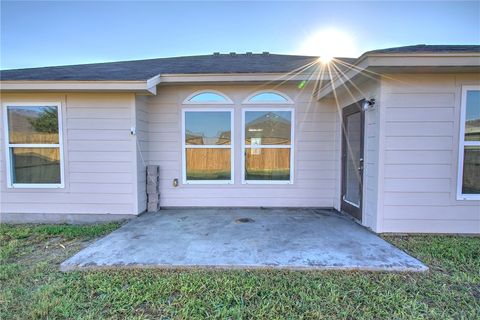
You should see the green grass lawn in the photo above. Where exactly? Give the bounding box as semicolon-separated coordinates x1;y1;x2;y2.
1;223;479;319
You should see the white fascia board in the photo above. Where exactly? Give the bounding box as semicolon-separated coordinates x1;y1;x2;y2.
159;73;322;83
0;72;321;92
0;79;160;94
317;53;480;100
146;74;161;94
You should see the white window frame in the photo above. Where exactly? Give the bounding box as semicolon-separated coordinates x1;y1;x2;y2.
3;102;65;188
242;90;294;104
183;90;234;104
241;108;294;184
457;85;480;200
182;108;234;184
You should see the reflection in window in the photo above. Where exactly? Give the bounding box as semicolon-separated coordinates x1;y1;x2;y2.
247;92;290;103
7;106;59;144
245;148;291;181
243;109;293;183
245;111;292;145
459;88;480;198
186;91;231;103
462;147;480;194
465;90;480;141
5;105;63;186
186;148;231;181
185;111;231;145
11;148;61;184
183;110;233;183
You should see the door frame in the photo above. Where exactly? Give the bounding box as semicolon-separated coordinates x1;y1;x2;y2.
340;101;365;221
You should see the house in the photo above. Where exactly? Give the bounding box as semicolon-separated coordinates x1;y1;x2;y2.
1;44;479;234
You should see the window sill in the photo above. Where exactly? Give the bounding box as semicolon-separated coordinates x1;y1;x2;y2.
456;194;480;201
242;180;293;185
8;183;64;189
183;180;234;185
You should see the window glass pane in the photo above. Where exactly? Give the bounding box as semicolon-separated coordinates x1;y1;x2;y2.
465;90;480;141
345;112;362;206
188;92;229;103
462;146;480;194
186;148;231;180
185;111;231;145
7;106;59;144
249;92;288;103
245;111;291;145
245;148;290;181
11;148;61;184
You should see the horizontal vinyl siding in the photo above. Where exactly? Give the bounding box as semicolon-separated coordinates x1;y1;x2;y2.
0;92;137;216
380;74;480;234
147;84;337;207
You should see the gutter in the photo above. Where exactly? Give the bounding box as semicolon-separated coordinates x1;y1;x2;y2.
0;72;321;93
0;75;161;95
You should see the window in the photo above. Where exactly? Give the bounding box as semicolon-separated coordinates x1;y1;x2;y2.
242;109;294;184
457;86;480;200
3;103;64;188
244;90;293;104
182;109;234;184
184;90;233;104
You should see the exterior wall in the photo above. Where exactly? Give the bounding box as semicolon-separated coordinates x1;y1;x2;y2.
333;79;382;231
146;84;339;207
0;92;140;219
379;74;480;233
135;95;149;213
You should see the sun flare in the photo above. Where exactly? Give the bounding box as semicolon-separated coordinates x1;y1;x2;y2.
298;28;358;60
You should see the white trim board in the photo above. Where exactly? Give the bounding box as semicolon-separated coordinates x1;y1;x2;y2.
456;85;480;200
242;89;294;105
183;90;234;104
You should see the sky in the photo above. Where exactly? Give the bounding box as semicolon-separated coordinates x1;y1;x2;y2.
1;1;479;70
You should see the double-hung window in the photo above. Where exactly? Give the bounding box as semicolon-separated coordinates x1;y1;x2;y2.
457;86;480;200
4;103;64;188
242;108;294;184
182;109;234;184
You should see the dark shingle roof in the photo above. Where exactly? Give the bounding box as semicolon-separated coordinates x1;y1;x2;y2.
364;44;480;55
0;54;324;81
1;45;478;81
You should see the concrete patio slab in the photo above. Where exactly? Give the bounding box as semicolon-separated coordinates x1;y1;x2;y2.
61;208;428;272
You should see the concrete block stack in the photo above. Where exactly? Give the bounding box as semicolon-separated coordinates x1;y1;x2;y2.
146;165;160;212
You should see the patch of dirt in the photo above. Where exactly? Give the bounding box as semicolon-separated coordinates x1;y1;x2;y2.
15;236;95;267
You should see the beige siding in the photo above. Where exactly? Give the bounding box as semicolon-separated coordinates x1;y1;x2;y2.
380;74;480;234
146;84;338;207
0;92;139;216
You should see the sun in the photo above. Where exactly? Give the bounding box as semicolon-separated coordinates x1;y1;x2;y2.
297;28;358;61
318;56;333;64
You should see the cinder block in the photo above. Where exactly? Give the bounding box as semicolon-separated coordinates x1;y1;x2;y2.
146;175;159;186
147;201;160;212
147;193;160;203
146;183;159;194
147;165;160;176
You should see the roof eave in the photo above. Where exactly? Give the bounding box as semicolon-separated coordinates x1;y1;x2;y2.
159;72;322;83
0;72;324;92
0;74;161;94
317;53;480;100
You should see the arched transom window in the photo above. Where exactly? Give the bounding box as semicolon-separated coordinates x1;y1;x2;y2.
244;90;293;104
184;90;233;104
